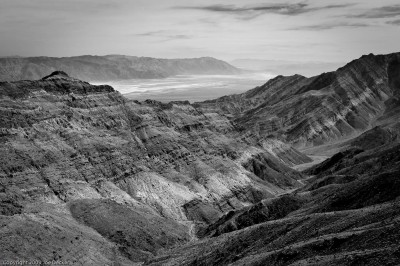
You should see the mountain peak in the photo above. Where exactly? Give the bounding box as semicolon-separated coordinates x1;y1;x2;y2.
42;70;72;80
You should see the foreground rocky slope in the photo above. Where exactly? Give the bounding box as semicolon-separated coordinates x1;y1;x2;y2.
196;52;400;149
0;55;242;82
0;71;306;263
147;126;400;265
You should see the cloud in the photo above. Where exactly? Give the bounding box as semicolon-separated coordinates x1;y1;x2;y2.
349;5;400;18
135;31;192;41
198;18;220;27
175;2;352;20
387;19;400;25
136;30;165;37
167;35;192;40
290;22;370;30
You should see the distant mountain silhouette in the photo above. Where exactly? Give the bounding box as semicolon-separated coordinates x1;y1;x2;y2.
0;55;242;81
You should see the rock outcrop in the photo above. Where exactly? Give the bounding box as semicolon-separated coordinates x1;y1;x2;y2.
0;55;242;82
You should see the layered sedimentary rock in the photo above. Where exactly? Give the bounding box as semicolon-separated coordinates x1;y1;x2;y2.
0;71;305;263
196;52;400;149
0;55;242;82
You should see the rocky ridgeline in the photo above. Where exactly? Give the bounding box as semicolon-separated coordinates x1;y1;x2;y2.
196;52;400;148
0;71;307;263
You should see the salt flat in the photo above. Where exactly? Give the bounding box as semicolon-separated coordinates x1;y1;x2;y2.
97;73;274;102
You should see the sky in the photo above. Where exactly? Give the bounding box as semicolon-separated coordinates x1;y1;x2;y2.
1;0;400;64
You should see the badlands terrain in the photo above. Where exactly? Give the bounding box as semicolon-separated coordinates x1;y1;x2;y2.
1;52;400;265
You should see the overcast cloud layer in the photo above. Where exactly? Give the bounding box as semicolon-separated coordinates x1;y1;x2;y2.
0;0;399;64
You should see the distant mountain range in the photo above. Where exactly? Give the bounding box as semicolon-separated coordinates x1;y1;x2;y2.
0;55;242;82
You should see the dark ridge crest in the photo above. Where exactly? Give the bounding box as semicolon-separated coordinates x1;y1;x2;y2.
42;70;70;80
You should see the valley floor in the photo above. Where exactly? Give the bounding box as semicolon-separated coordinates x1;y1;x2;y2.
291;155;329;172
